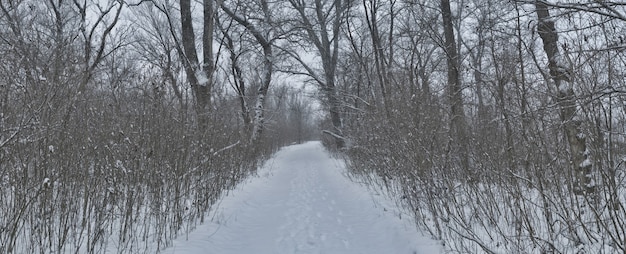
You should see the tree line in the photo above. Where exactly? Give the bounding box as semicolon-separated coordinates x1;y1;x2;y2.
0;0;316;253
2;0;626;253
334;0;626;252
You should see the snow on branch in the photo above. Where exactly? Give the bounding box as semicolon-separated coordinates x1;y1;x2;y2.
213;141;241;156
0;129;20;149
196;69;210;87
519;0;626;22
322;130;346;140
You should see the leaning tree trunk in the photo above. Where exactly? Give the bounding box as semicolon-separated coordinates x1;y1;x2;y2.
534;0;593;194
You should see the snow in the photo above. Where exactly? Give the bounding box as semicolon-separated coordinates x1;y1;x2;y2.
42;177;50;188
162;141;442;254
558;81;570;93
196;70;209;87
579;158;591;168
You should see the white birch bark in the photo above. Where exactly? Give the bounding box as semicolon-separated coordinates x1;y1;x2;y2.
534;0;593;194
220;2;274;144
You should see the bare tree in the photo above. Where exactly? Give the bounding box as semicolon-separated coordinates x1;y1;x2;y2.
219;0;275;144
131;1;187;109
534;0;593;194
440;0;469;172
216;17;252;134
63;0;124;124
0;1;278;253
362;0;396;117
179;0;215;125
285;0;352;148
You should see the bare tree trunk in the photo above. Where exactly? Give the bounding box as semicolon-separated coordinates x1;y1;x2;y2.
180;0;213;125
250;44;273;143
202;0;215;101
199;0;215;126
322;0;346;148
55;0;123;127
326;86;345;148
534;0;593;194
363;0;391;117
218;20;251;133
441;0;469;172
287;0;349;149
220;2;273;144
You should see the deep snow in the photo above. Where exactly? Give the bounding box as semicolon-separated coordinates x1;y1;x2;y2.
162;141;442;254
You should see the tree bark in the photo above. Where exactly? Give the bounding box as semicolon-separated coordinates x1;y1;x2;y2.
202;0;215;108
288;0;348;149
180;0;212;125
220;2;273;144
441;0;469;172
219;21;251;132
534;0;593;194
363;0;392;117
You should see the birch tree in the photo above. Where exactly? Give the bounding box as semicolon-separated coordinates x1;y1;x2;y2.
220;0;275;144
534;0;593;194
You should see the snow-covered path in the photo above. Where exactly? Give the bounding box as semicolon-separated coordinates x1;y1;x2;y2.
163;142;442;254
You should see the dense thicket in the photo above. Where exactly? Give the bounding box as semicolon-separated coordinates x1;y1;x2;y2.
3;0;626;253
331;0;626;252
0;0;314;253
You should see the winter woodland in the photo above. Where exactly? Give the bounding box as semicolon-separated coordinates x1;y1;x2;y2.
1;0;626;253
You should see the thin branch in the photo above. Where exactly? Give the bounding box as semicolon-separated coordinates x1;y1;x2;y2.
213;141;241;156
